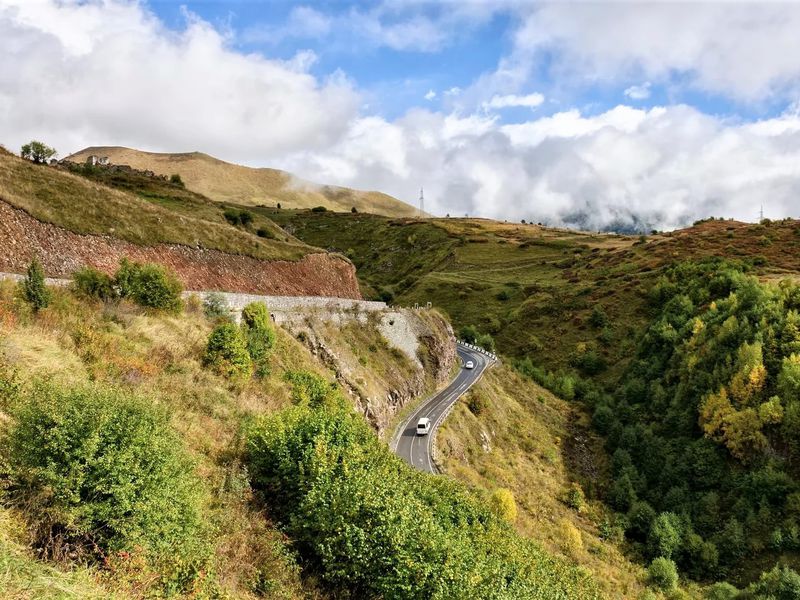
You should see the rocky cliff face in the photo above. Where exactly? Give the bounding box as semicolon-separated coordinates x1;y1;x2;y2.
0;200;361;298
285;309;457;435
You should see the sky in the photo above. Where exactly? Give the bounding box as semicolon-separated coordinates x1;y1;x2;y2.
2;1;800;231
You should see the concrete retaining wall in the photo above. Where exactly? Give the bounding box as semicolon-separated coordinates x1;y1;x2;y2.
184;290;386;323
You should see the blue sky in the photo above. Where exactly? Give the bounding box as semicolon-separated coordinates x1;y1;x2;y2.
148;0;788;123
2;0;800;229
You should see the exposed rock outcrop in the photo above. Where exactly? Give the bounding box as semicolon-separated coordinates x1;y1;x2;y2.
286;309;457;435
0;200;361;298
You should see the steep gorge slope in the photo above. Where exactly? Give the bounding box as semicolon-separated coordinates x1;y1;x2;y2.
67;146;418;217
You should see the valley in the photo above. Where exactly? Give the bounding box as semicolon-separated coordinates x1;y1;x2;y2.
1;147;800;599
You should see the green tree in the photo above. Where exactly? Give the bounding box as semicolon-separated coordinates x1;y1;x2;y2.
241;302;276;376
647;557;678;591
22;257;50;312
204;322;252;379
169;173;184;187
114;259;183;312
746;565;800;599
246;402;600;599
648;512;683;559
72;266;116;300
628;501;657;540
20;140;56;164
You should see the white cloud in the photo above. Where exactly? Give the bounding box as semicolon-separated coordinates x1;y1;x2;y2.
484;92;544;110
424;89;436;101
2;0;800;234
624;82;651;100
278;104;800;231
0;0;358;163
510;3;800;102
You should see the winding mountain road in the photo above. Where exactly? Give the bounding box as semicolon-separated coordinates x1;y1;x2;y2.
392;343;493;474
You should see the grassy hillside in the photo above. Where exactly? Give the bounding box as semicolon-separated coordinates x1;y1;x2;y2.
0;274;609;598
67;146;419;217
0;147;314;262
438;366;657;599
267;210;800;380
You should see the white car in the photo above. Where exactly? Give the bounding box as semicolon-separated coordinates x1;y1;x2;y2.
464;360;475;369
416;417;431;436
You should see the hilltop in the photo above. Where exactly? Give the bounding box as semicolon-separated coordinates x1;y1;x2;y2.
66;146;419;217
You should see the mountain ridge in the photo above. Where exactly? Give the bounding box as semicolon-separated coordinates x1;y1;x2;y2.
66;146;419;217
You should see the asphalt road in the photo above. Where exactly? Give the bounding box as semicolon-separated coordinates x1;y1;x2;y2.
392;344;491;474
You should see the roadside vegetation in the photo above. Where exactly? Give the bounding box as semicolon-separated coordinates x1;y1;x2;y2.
0;259;601;598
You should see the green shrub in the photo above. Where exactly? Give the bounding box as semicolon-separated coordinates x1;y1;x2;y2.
704;582;739;600
648;557;678;591
241;302;276;376
169;173;184;187
246;403;599;599
466;390;488;415
5;382;206;571
204;322;252;379
22;257;50;312
283;370;338;408
114;259;182;312
496;290;511;301
588;306;609;328
565;483;585;512
311;206;327;213
256;227;275;239
489;488;518;523
72;266;116;300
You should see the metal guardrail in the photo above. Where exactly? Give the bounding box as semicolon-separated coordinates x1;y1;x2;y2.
455;339;499;362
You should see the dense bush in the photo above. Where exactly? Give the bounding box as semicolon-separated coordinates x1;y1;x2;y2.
71;266;115;300
588;306;609;328
489;488;518;523
256;227;275;239
283;370;337;408
241;302;276;376
169;173;184;187
466;390;488;415
204;322;252;379
458;324;495;352
22;257;50;312
246;393;600;599
311;206;327;213
114;259;182;312
4;382;206;573
648;557;678;591
223;208;254;226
